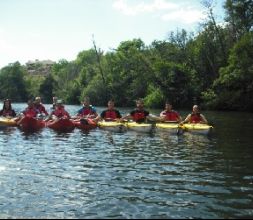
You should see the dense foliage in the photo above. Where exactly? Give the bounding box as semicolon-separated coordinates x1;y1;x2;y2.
0;0;252;111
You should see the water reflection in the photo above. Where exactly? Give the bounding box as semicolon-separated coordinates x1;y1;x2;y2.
0;127;16;136
0;106;253;218
19;130;44;139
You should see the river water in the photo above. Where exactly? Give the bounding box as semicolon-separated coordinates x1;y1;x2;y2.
0;104;253;218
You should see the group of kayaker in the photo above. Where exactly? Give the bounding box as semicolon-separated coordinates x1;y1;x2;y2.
94;98;208;125
0;97;209;125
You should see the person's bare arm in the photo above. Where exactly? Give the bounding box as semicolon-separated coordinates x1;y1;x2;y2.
200;114;208;124
120;114;132;122
181;114;191;124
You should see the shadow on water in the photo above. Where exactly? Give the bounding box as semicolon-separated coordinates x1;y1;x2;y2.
17;129;44;140
0;127;17;135
78;128;97;136
50;130;73;138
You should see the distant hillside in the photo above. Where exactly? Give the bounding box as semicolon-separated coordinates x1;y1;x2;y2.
25;59;55;76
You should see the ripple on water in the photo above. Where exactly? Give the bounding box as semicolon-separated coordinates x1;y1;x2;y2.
0;111;253;218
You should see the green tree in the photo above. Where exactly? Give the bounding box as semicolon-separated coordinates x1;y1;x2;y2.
148;36;197;107
25;75;45;100
75;49;106;104
39;74;56;103
224;0;253;40
80;74;107;105
151;61;195;107
104;39;152;106
203;32;253;110
51;60;81;103
0;62;28;101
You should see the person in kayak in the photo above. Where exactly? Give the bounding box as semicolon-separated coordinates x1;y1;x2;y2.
22;100;39;118
182;105;208;124
95;99;122;122
160;102;182;123
46;100;71;121
74;97;98;120
0;99;16;118
34;97;48;117
121;99;159;123
72;97;98;125
16;100;39;124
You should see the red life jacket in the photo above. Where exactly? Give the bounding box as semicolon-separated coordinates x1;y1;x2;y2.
36;104;48;116
161;110;180;121
131;110;148;122
53;107;70;118
24;108;38;118
190;113;202;123
104;110;118;120
79;107;94;117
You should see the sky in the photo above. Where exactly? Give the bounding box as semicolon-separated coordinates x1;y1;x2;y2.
0;0;225;68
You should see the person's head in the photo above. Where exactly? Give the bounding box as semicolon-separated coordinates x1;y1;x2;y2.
3;99;12;110
53;97;58;103
192;105;200;114
35;97;41;105
136;99;144;109
27;100;34;108
82;97;90;107
107;100;115;110
56;100;64;108
165;102;173;111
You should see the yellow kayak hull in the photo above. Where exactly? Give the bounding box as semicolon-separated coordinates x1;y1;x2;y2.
126;122;154;133
183;123;213;134
0;117;17;127
98;121;127;132
156;123;183;134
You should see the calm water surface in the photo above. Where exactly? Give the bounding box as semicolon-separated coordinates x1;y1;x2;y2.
0;104;253;218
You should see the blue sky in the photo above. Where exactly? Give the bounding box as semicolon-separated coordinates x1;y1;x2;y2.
0;0;225;68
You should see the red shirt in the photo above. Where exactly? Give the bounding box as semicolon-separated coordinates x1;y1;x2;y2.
130;109;149;123
160;110;180;121
101;109;122;121
36;104;48;116
52;107;70;119
23;108;38;118
189;113;202;123
77;106;96;117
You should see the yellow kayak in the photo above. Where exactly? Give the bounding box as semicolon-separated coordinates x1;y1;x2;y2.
183;123;213;134
126;122;154;133
0;117;17;127
98;121;127;132
156;123;184;134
